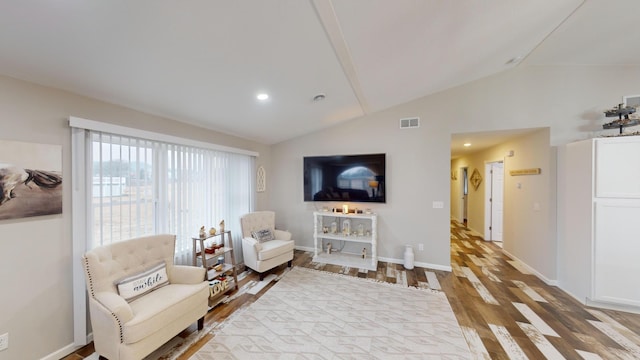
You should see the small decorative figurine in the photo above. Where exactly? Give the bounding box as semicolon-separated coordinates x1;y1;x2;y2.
219;220;225;233
199;226;206;238
209;227;217;236
342;219;351;236
362;248;367;259
327;243;332;254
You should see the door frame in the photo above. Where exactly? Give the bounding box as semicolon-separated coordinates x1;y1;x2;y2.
459;167;468;224
484;160;504;241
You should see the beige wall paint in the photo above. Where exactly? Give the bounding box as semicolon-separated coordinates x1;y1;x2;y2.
452;129;555;281
501;129;555;281
2;61;640;359
270;65;639;286
0;74;269;360
269;104;452;268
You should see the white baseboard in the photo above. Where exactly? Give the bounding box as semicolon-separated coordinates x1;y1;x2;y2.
586;298;640;315
555;283;640;315
501;249;558;286
296;247;452;272
40;343;79;360
415;261;452;272
378;256;452;272
41;334;92;360
294;245;315;252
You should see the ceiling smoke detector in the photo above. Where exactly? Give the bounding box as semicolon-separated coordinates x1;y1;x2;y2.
312;93;326;102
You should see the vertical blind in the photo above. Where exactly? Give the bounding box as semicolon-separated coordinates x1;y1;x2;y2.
71;118;257;345
89;130;254;264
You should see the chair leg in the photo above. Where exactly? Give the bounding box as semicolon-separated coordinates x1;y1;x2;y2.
287;260;292;267
198;316;204;330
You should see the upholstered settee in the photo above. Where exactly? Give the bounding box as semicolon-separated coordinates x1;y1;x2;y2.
82;234;209;360
240;211;295;280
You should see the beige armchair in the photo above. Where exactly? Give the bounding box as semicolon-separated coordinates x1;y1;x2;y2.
82;234;209;360
240;211;295;280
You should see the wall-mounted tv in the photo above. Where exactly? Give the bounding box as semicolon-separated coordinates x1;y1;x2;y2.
303;153;385;203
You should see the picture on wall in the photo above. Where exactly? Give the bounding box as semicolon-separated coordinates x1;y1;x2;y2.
0;139;62;220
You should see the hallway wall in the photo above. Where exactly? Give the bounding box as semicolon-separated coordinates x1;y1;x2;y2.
451;128;556;282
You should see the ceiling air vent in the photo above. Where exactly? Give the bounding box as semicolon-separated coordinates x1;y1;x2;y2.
399;117;420;129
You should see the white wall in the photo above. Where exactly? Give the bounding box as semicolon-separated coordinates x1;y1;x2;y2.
0;74;269;360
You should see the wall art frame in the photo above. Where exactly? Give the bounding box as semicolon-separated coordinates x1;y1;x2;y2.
0;139;62;220
256;165;266;192
470;168;482;190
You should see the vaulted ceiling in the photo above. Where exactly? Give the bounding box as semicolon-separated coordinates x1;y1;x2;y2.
0;1;638;145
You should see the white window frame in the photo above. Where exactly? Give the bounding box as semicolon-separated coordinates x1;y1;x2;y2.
70;116;258;345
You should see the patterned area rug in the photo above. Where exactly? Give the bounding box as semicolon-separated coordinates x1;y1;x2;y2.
191;267;471;359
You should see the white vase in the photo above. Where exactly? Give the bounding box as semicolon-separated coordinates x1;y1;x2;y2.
404;245;415;270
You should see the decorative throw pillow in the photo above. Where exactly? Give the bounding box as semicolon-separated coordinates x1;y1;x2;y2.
116;262;170;302
251;229;275;243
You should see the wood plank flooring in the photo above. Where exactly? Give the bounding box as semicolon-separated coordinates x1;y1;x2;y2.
65;219;640;359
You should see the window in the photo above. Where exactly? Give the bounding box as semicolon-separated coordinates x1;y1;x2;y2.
88;131;254;263
71;117;257;344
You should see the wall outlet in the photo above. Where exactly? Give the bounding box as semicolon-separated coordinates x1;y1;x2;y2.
432;201;444;209
0;332;8;351
418;244;424;251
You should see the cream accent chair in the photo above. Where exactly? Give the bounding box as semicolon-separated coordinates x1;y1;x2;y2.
82;234;209;360
241;211;295;280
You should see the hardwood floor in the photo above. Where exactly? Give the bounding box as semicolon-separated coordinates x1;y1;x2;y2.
66;219;640;359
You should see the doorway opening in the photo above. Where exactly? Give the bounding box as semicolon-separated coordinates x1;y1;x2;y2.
460;167;468;227
484;161;504;242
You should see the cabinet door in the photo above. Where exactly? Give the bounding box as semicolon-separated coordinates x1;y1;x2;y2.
595;138;640;198
593;200;640;306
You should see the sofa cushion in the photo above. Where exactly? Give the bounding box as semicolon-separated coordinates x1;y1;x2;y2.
122;281;209;344
251;228;275;243
257;239;295;261
116;262;169;302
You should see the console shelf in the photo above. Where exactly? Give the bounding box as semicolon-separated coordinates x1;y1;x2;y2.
312;211;378;271
191;231;239;310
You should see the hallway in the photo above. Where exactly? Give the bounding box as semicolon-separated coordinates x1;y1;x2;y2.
446;219;640;359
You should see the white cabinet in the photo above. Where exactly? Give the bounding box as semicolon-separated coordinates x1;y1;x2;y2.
313;211;378;270
593;199;640;306
560;136;640;312
595;138;640;198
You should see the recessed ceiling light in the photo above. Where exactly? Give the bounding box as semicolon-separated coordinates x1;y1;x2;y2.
463;143;471;147
256;93;269;101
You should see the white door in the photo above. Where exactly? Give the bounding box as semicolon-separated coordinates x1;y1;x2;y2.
484;162;504;241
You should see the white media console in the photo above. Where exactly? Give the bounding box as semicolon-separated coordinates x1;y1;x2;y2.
313;211;378;270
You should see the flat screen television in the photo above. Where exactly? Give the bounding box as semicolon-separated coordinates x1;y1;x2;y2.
303;153;385;203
